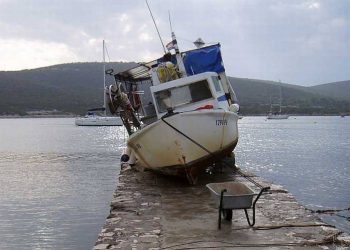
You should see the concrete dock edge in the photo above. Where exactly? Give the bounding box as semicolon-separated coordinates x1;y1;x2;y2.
94;165;350;249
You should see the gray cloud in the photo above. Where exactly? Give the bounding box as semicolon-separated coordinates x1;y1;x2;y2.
0;0;349;85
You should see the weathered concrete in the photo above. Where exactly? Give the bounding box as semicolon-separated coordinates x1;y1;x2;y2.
94;165;350;249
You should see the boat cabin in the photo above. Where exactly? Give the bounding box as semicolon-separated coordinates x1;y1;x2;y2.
107;44;239;131
150;72;230;119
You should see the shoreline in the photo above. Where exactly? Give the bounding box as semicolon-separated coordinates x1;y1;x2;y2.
0;114;347;119
0;115;76;119
93;165;349;249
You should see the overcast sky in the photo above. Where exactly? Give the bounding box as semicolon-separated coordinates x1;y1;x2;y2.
0;0;349;86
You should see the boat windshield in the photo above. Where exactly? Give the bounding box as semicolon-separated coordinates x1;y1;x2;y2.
154;80;213;113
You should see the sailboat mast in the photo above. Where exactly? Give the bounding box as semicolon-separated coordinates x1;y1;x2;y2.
167;12;187;77
103;40;106;116
279;82;282;113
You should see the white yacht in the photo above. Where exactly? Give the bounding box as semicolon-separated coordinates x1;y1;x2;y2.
267;113;289;119
267;84;289;120
75;40;122;126
75;109;122;126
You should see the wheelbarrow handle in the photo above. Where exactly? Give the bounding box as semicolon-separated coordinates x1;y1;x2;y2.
253;186;270;206
218;189;227;230
245;186;270;227
220;189;227;210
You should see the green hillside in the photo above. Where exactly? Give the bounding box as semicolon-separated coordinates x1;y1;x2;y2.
0;62;135;115
229;77;350;115
309;80;350;102
0;62;349;115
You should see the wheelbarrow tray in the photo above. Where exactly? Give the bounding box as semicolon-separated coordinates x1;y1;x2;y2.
206;182;256;209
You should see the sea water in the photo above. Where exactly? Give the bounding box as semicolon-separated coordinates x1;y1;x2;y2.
235;116;350;233
0;116;349;249
0;118;125;250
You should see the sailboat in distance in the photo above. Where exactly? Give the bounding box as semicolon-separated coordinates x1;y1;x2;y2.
75;40;123;126
267;83;289;120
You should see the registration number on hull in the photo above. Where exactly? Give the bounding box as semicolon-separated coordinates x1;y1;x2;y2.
216;119;228;126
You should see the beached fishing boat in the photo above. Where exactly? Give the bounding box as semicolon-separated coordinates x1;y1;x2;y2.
105;32;239;183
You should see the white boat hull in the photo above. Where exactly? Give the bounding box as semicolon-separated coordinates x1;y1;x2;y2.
127;110;238;179
75;116;123;126
267;114;289;119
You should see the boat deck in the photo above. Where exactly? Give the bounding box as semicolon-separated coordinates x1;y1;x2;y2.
94;165;349;249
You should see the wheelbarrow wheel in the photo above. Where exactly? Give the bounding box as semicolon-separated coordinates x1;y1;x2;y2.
222;209;232;221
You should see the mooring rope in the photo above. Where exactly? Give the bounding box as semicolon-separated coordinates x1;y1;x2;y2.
234;168;264;189
161;231;345;249
305;207;350;222
161;114;265;185
252;223;335;230
306;207;350;214
203;223;334;231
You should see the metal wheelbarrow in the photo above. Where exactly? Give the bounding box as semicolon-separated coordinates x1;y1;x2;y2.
206;181;270;229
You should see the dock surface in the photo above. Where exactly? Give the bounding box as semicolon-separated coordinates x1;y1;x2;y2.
94;165;349;249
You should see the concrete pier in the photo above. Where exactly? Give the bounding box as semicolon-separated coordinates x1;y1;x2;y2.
94;165;350;249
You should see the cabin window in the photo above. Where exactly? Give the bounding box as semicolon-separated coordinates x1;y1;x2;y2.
154;80;212;113
211;76;222;92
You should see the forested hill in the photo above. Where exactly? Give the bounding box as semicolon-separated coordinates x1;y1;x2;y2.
0;62;136;115
229;77;350;115
309;80;350;102
0;62;349;115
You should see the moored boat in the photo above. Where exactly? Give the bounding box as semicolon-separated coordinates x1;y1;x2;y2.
75;109;122;126
267;113;289;120
267;84;289;120
75;40;123;126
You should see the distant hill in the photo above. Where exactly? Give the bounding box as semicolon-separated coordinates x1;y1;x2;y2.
309;80;350;102
0;62;349;115
229;77;350;115
0;62;136;115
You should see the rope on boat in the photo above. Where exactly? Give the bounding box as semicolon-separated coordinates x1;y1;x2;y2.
161;113;268;189
161;114;212;155
161;114;211;184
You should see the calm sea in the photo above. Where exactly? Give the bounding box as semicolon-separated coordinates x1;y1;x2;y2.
0;116;349;249
0;118;125;250
235;116;350;234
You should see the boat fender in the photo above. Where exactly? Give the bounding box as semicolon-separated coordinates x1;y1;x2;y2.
129;151;136;166
121;154;130;162
121;147;131;163
229;103;240;113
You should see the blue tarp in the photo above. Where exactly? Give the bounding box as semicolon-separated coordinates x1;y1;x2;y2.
183;44;225;76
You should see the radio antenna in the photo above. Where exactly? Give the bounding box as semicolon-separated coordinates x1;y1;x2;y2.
168;10;173;33
145;0;166;54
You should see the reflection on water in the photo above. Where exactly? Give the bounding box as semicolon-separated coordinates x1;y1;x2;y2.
0;118;125;250
0;117;349;249
235;116;350;233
